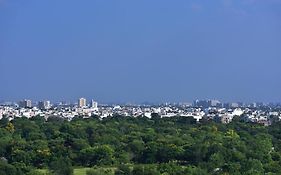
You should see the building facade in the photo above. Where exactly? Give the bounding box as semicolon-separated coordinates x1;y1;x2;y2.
78;98;87;108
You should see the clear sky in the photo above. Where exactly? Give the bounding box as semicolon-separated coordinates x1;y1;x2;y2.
0;0;281;103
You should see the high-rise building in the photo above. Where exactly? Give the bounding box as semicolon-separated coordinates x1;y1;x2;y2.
193;100;209;108
91;100;98;109
208;100;221;107
38;101;51;110
230;102;239;108
19;99;32;108
78;98;87;108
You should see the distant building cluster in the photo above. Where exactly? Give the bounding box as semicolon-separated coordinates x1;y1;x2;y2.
18;99;32;108
0;99;281;126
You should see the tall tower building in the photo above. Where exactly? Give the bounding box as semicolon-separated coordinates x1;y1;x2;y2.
78;98;87;108
91;100;98;109
26;100;32;108
38;101;51;110
19;99;32;108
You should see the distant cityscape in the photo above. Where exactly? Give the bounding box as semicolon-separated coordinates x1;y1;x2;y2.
1;98;281;126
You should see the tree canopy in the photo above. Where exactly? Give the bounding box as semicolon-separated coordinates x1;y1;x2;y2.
0;115;281;174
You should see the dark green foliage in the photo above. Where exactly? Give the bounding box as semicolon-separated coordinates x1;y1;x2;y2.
49;157;73;175
80;145;115;166
0;160;22;175
1;116;281;174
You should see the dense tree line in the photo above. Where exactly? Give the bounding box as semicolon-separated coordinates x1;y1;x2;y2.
0;115;281;174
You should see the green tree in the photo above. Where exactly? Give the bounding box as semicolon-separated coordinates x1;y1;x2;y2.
0;160;20;175
49;157;73;175
80;145;115;166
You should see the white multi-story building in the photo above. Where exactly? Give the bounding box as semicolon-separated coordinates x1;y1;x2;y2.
19;99;32;108
78;98;87;108
91;100;98;109
38;101;51;110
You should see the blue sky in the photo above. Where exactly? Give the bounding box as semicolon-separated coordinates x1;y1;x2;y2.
0;0;281;103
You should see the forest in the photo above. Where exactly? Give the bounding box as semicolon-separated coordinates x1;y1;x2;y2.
1;114;281;175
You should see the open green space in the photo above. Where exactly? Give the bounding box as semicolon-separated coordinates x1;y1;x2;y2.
73;168;90;175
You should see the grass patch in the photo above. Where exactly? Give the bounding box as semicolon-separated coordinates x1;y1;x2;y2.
36;167;110;175
74;168;91;175
36;169;49;175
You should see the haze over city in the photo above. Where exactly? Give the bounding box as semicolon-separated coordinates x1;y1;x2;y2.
1;0;281;103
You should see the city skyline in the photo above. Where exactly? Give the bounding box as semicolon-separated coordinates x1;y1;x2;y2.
1;97;280;106
1;0;281;103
